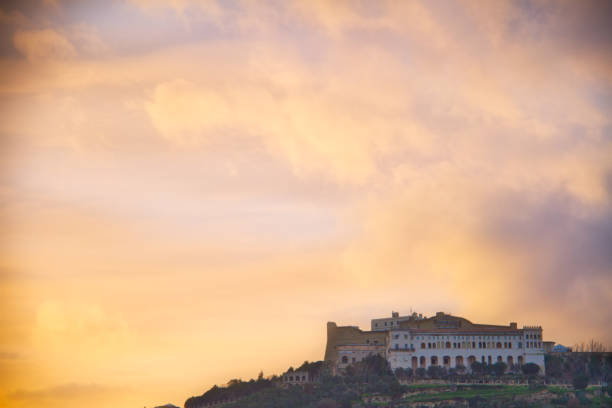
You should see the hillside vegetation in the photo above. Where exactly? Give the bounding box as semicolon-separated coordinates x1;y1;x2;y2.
183;353;611;408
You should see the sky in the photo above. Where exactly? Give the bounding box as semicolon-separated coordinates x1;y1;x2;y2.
0;0;611;407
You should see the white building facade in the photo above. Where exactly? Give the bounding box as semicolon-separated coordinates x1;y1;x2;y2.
326;312;547;375
385;314;545;374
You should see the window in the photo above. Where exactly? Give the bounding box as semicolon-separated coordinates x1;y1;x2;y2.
421;343;426;349
341;356;348;364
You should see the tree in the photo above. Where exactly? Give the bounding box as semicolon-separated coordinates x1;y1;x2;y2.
572;374;588;390
394;367;405;380
415;367;426;378
316;398;339;408
427;365;444;379
455;364;466;374
545;355;563;378
521;363;540;376
572;339;609;352
470;361;484;375
492;362;507;376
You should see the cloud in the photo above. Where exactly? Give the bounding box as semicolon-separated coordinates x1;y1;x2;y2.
0;9;27;26
7;382;121;401
33;301;128;345
144;75;386;183
0;351;20;360
13;29;75;61
1;2;612;408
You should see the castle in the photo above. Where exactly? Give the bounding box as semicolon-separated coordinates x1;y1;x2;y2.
324;311;546;374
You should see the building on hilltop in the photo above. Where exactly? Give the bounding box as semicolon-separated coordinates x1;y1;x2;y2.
324;322;386;373
371;310;425;331
281;370;311;387
325;311;546;375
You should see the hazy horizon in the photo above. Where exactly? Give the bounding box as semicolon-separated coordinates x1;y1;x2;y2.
1;1;611;407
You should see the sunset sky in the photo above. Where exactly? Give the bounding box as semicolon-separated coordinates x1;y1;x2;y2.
1;1;611;407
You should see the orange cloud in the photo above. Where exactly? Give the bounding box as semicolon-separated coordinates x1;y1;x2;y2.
13;29;76;61
1;1;611;408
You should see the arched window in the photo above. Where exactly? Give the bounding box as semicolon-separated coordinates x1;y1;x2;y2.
446;342;451;348
443;356;450;367
431;356;438;365
420;356;426;367
341;356;348;364
507;356;514;366
496;342;502;349
421;343;426;349
497;356;503;362
518;356;524;365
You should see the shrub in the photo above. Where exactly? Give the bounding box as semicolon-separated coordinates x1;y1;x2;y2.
470;361;484;375
521;363;540;376
492;362;507;376
572;374;588;390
